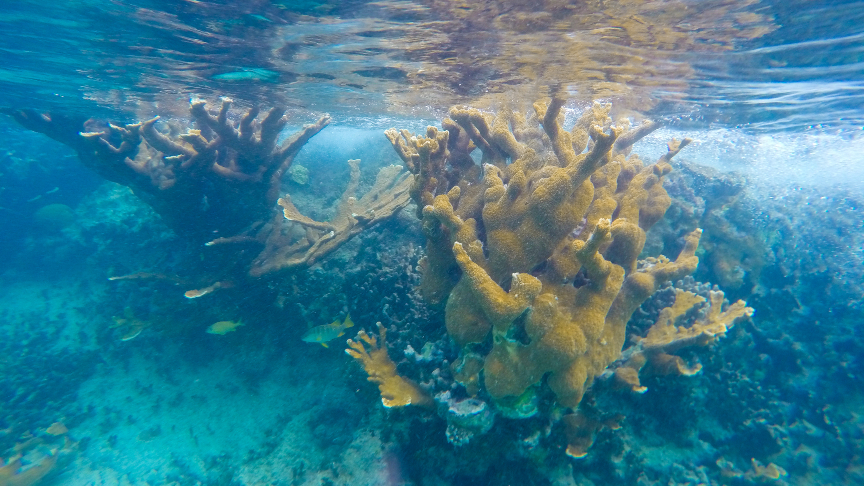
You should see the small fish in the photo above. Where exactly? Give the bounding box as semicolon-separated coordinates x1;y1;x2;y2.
111;307;148;341
212;68;279;82
301;314;354;348
207;319;244;335
185;280;227;299
46;422;68;436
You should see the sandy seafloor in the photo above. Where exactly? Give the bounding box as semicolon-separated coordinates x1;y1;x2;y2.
0;271;399;486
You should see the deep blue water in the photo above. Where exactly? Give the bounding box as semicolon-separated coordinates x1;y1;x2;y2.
1;2;863;486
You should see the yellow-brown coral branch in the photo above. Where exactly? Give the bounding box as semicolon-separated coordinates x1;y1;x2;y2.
346;322;433;409
452;242;542;333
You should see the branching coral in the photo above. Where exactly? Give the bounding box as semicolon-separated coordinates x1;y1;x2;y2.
608;287;754;394
244;160;411;276
387;94;704;410
8;100;412;281
346;322;433;409
6;99;329;242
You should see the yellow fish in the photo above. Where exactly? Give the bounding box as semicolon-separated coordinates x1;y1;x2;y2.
207;319;244;335
301;314;354;348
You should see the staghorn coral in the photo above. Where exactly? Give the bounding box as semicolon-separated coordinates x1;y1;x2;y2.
387;94;704;412
346;322;433;409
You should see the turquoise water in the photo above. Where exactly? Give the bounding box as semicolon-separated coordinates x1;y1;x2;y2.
0;1;862;485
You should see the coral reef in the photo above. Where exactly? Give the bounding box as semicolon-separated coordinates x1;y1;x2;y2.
386;95;704;412
657;161;767;298
6;100;412;282
6;99;330;243
562;410;624;459
3;130;862;485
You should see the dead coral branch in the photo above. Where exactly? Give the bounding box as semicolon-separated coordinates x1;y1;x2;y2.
246;159;412;276
6;99;330;242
